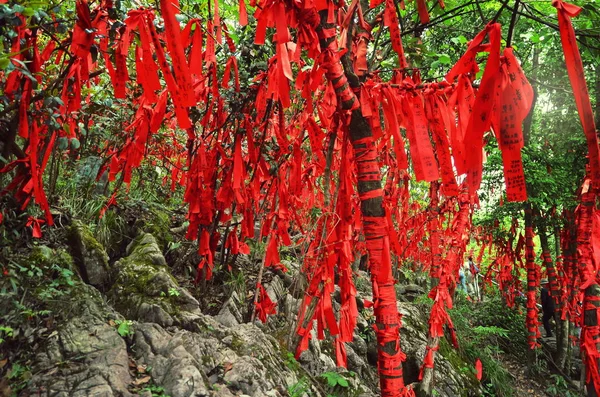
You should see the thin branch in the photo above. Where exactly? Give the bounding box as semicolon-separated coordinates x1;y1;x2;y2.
474;0;486;25
491;0;510;23
506;0;521;47
401;9;473;37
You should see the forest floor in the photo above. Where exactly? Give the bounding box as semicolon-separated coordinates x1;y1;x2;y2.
498;353;547;397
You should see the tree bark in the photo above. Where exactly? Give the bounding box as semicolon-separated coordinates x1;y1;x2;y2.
291;10;411;396
538;218;569;369
524;203;539;370
348;110;410;395
577;188;600;395
420;190;470;396
523;47;540;370
428;182;442;289
420;182;442;396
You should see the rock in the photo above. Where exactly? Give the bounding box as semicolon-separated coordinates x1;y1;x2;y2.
26;282;134;396
266;275;286;302
109;233;201;327
397;302;480;396
215;291;245;326
125;233;167;266
298;330;336;377
132;316;319;397
69;220;111;289
397;284;426;302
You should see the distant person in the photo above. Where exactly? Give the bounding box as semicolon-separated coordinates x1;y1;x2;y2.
458;266;467;293
540;279;555;337
465;256;480;300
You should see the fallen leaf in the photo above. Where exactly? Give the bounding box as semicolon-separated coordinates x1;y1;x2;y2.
137;364;147;373
133;375;151;386
0;377;12;397
223;362;233;373
0;359;7;369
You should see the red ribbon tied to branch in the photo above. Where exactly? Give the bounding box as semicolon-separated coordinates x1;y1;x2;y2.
254;283;277;323
552;0;600;188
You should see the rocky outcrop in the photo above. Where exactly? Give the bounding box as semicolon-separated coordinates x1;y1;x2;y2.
108;233;202;327
398;303;480;396
69;220;111;289
15;233;481;397
132;319;314;397
27;282;134;396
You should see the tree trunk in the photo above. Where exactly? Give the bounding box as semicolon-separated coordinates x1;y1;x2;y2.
348;110;410;395
523;47;540;370
428;182;442;289
538;219;569;369
420;190;470;396
577;188;600;395
420;183;442;396
524;203;539;370
293;10;411;396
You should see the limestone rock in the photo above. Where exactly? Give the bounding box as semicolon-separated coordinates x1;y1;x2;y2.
109;233;201;326
69;220;111;289
215;291;245;327
397;302;481;396
132;317;316;397
26;282;134;396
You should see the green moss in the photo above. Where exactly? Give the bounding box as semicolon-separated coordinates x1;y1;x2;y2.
201;355;212;366
116;258;158;294
79;225;105;255
438;338;479;393
138;207;173;250
110;236;183;318
230;335;244;352
29;246;74;270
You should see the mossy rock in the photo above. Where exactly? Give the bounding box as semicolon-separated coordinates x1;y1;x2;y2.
109;233;200;327
133;205;174;251
29;245;74;270
69;220;111;289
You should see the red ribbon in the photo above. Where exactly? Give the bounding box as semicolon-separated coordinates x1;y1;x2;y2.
552;0;600;187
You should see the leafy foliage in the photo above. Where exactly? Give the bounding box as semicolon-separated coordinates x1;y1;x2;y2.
320;371;350;388
448;288;528;396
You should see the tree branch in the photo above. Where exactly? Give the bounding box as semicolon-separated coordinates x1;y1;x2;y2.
506;0;521;48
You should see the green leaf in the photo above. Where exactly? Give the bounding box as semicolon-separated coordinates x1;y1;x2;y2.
57;137;69;150
530;33;540;43
117;322;131;337
0;57;9;70
326;376;336;387
438;54;451;65
70;138;80;150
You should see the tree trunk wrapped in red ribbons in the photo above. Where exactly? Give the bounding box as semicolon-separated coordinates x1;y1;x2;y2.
576;182;600;393
349;111;413;397
524;205;541;349
552;1;600;389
